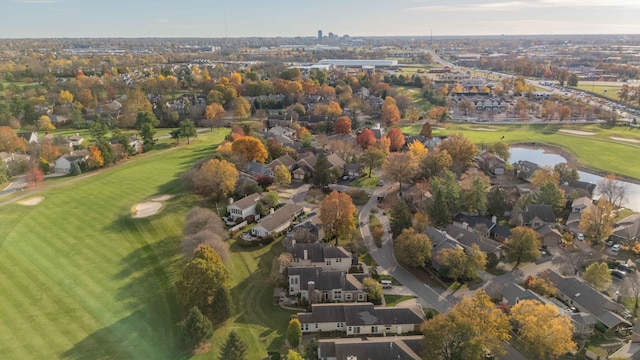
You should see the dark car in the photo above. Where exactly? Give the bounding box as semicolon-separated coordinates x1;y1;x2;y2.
618;264;635;273
611;269;627;279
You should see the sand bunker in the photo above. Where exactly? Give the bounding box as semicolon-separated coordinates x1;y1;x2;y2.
18;196;44;206
611;136;640;143
132;195;172;218
470;127;497;131
559;129;596;136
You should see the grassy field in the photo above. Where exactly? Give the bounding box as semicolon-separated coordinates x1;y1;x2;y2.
396;122;640;179
395;85;433;112
350;173;378;188
384;294;416;307
0;130;228;359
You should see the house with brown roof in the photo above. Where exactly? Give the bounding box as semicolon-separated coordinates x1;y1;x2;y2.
297;302;425;335
612;214;640;244
226;193;262;221
268;154;296;172
250;203;304;237
512;204;557;229
293;154;317;181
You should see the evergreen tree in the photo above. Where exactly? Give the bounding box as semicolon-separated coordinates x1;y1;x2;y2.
312;153;330;189
390;200;412;238
218;331;248;360
180;307;213;352
135;111;160;152
286;317;302;348
69;162;82;176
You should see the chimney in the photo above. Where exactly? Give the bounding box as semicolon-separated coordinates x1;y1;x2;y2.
491;215;497;224
291;239;296;247
270;208;275;214
463;222;468;230
228;197;234;205
304;249;308;260
613;290;620;302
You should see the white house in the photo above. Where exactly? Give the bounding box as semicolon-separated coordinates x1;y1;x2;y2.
289;242;353;272
287;267;368;303
227;193;261;221
67;133;84;147
297;303;425;335
53;150;89;173
251;203;303;237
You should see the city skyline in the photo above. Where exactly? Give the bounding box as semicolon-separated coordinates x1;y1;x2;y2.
2;0;640;38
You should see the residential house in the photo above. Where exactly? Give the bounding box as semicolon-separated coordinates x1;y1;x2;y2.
513;204;557;229
571;197;593;213
289;242;354;272
326;153;346;173
426;226;466;271
246;160;274;178
227;193;262;221
67;133;84;147
452;213;496;238
288;221;321;244
53;150;90;173
293;154;317;181
0;152;30;165
536;224;563;247
445;224;503;258
297;302;425;335
318;336;423;360
612;214;640;244
235;172;259;197
344;163;364;177
514;160;539;182
287;267;368;303
476;151;507;176
268;154;296;172
250;203;303;237
548;270;632;331
17;132;38;144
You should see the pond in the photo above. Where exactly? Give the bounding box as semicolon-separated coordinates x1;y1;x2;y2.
510;147;640;212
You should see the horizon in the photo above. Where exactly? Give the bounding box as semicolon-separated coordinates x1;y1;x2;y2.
2;0;640;39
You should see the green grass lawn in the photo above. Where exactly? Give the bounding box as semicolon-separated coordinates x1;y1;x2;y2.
396;123;640;179
383;294;416;307
575;84;623;101
350;174;378;188
0;130;228;359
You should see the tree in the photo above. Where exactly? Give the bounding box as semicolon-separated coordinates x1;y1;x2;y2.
37;115;55;131
25;165;44;187
176;120;197;144
381;97;401;126
218;331;248;360
426;106;449;123
0;161;8;183
356;128;376;150
363;277;383;305
530;167;559;189
270;253;292;284
536;180;565;212
361;147;386;177
394;228;432;268
58;90;73;105
511;300;576;359
286;317;302;348
326;101;342;116
311;153;331;188
408;140;429;164
460;168;490;215
405;105;421;123
420;148;452;179
387;128;405;152
423;290;510;360
87;144;104;169
334;116;352;134
382;152;416;194
429;171;460;225
286;350;304;360
487;141;510;161
304;338;319;360
390;200;413;238
598;174;628;208
176;245;232;321
583;262;612;291
274;164;291;187
320;190;356;243
180;307;214;352
89;118;110;142
185;159;238;201
203;103;225;129
437;244;487;282
263;190;280;209
296;126;312;147
437;133;477;173
553;163;579;183
119;89;153;128
557;105;572;121
135;111;160;152
567;73;579;87
0;126;27;153
420;122;433;138
232;97;251;118
503;227;541;270
76;88;97;109
523;275;557;297
231;136;268;164
579;200;616;243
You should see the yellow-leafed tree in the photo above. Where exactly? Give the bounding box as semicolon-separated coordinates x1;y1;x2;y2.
231;136;268;164
320;190;356;244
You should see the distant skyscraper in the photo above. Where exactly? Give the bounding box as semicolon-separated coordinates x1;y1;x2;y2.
318;30;322;42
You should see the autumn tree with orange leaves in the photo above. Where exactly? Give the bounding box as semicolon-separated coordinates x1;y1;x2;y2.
334;116;352;134
87;144;104;169
381;97;401;126
356;128;376;150
387;128;405;152
320;190;357;244
231;136;268;164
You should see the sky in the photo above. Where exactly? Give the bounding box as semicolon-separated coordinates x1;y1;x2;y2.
2;0;640;38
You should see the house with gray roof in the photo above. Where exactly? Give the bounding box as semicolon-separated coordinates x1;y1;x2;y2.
445;224;503;257
548;270;632;331
53;150;89;173
512;204;557;229
318;335;423;360
612;214;640;244
287;267;367;303
245;160;274;178
250;203;303;237
514;160;539;181
289;242;354;272
297;302;425;335
227;193;261;221
268;154;296;172
536;224;563;247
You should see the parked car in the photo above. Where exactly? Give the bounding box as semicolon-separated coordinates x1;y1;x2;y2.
377;180;384;187
576;233;584;241
611;269;627;279
612;244;622;252
618;264;635;273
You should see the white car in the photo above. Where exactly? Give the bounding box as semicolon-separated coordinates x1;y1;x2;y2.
576;233;584;241
612;244;622;252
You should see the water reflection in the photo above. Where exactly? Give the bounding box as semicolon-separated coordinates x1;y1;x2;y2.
510;147;640;212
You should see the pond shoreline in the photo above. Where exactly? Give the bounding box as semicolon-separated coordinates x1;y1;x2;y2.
512;142;640;186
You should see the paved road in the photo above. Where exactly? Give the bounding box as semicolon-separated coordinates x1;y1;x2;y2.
358;185;454;314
